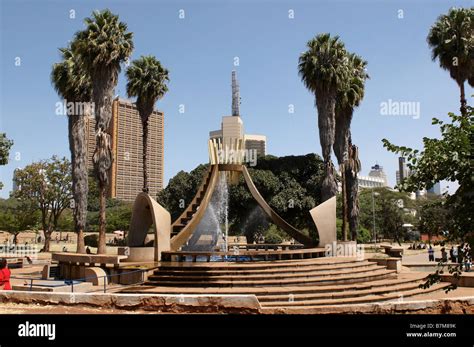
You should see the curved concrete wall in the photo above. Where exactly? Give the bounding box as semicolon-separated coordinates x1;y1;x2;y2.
309;196;336;248
128;192;171;261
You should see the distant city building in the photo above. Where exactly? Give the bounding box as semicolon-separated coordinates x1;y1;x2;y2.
397;157;409;184
357;175;386;189
368;163;388;186
244;134;267;157
209;71;267;157
427;182;441;196
86;98;164;202
396;157;425;200
11;168;20;193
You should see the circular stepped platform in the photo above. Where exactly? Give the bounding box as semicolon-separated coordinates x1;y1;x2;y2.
121;257;450;308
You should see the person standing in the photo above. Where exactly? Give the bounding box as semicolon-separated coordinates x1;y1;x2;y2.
428;245;435;262
441;247;448;262
0;258;12;290
452;246;459;263
463;244;471;272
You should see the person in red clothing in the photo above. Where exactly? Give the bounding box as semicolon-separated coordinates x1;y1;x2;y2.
0;258;12;290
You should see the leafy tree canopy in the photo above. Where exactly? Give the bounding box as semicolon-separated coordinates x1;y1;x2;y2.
382;107;473;240
0;133;13;190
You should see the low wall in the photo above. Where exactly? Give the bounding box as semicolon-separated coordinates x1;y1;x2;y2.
441;274;474;288
0;291;261;314
126;247;155;262
265;297;474;314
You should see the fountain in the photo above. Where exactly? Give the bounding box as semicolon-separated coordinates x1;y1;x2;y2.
182;172;229;253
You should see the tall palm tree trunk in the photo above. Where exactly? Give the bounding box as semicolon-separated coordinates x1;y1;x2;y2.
316;93;338;202
347;142;360;241
334;109;351;241
92;70;115;254
142;118;149;193
459;81;467;117
341;167;349;241
68;109;88;254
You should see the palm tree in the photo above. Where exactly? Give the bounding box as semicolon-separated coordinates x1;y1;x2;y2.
299;33;349;202
427;7;474;117
51;46;92;254
72;9;133;254
126;56;169;193
334;53;369;241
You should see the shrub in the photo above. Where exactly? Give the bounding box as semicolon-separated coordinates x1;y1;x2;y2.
264;224;285;244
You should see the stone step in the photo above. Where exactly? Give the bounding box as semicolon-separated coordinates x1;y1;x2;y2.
157;257;367;272
149;264;385;282
145;269;397;287
122;273;427;295
154;261;377;276
258;280;425;304
260;283;450;308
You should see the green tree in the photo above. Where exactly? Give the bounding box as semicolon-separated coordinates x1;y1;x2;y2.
0;133;13;190
72;9;134;253
56;208;74;232
298;33;349;202
416;197;449;242
382;107;473;241
51;45;92;253
13;156;72;251
0;198;40;244
427;7;474;117
157;164;209;222
126;55;169;193
355;188;413;244
86;200;132;233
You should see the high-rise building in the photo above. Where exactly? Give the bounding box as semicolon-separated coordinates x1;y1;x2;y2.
398;157;409;184
368;163;388;186
209;71;267;157
244;134;267;157
86;98;164;202
396;157;426;199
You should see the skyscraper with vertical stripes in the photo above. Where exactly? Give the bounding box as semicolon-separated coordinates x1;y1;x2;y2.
85;98;164;202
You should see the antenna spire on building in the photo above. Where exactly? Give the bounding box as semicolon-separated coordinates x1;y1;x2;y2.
231;70;240;117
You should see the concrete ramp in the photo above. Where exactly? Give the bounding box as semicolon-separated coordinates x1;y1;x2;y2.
170;164;220;251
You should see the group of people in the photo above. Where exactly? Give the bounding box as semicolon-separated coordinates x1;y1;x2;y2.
428;243;472;271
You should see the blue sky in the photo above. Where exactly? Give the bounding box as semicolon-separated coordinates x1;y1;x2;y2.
0;0;472;198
